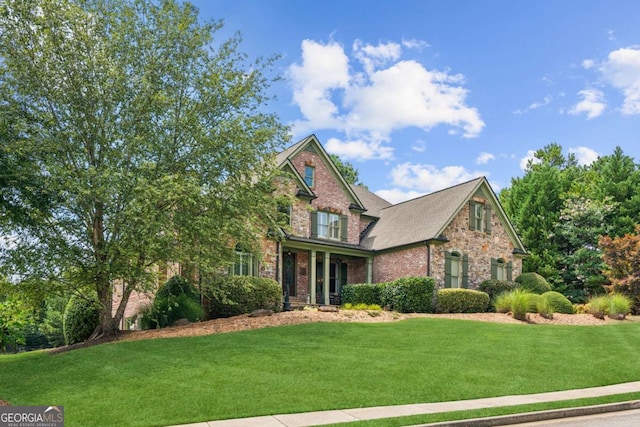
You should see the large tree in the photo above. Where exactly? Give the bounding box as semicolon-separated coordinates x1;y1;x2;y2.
0;0;289;338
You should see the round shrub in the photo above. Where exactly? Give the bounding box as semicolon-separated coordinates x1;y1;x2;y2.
515;272;552;294
156;275;198;300
435;289;489;313
63;293;100;345
204;276;282;319
541;291;574;314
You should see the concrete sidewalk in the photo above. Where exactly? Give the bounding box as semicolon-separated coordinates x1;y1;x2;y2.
169;381;640;427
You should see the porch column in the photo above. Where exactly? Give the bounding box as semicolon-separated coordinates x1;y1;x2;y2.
310;249;317;304
324;251;330;305
366;257;373;284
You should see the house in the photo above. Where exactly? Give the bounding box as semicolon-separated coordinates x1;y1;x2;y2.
114;134;527;326
251;134;527;305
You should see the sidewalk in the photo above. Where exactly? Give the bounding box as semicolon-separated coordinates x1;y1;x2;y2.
169;381;640;427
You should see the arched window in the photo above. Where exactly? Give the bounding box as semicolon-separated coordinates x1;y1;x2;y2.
445;251;469;288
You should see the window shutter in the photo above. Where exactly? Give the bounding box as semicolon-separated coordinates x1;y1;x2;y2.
340;215;348;242
462;254;469;288
469;202;476;230
444;252;452;288
491;258;497;280
485;205;492;234
311;211;318;238
507;261;513;281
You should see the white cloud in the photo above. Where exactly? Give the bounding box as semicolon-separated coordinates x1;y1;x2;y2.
569;89;606;119
476;152;495;165
607;30;616;41
568;146;599;166
325;137;393;160
387;162;486;195
287;38;484;159
411;139;427;153
582;59;595;69
513;95;552;114
375;188;425;204
600;47;640;115
520;150;541;171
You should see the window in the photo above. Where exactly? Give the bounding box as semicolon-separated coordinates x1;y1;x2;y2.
304;165;315;187
232;246;257;276
469;201;492;233
277;203;291;226
445;251;468;288
491;258;513;281
311;211;348;241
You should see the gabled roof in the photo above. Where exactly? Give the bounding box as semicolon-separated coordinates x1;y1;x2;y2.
360;177;526;253
350;184;392;218
276;134;365;210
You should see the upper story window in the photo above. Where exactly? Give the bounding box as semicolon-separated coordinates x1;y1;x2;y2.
304;165;315;187
469;201;491;234
311;211;348;242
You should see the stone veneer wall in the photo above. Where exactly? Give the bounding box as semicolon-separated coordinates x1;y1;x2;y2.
373;245;428;283
430;197;523;289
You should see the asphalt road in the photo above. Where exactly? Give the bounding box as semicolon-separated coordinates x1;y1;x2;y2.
504;408;640;427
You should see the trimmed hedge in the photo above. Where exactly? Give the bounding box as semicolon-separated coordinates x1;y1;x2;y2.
515;272;552;294
435;289;490;313
386;277;435;313
541;291;574;314
341;283;380;306
478;280;517;304
141;276;204;329
63;293;100;345
156;275;199;300
204;276;282;319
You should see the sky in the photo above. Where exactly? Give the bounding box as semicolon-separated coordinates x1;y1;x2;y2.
192;0;640;204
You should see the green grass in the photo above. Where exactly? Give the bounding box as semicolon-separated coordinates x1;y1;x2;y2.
2;319;640;427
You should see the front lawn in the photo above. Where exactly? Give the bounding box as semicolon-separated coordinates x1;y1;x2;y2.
2;318;640;427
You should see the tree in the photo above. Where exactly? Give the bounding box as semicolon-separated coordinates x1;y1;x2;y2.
500;143;580;280
0;0;289;338
599;225;640;314
329;154;364;187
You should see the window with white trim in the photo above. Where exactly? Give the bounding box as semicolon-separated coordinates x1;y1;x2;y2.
232;246;257;276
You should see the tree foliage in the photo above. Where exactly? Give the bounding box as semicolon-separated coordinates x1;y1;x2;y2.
0;0;288;338
329;154;364;187
599;226;640;314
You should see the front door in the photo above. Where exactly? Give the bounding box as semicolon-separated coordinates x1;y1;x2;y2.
283;252;296;297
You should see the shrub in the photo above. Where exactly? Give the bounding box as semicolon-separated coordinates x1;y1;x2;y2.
385;277;435;313
341;283;380;306
493;289;538;321
608;294;632;320
478;279;517;303
515;272;552;294
541;291;574;314
204;276;282;319
156;275;199;300
435;289;489;313
537;298;554;319
587;295;609;319
63;293;100;345
341;303;382;311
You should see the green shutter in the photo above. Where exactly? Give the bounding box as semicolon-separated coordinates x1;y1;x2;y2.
469;201;477;230
507;261;513;281
485;205;492;234
311;211;318;238
491;258;497;280
340;215;348;242
340;263;348;287
462;254;469;288
444;252;452;288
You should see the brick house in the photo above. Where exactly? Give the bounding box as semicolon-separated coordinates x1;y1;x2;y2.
114;134;527;326
250;134;528;305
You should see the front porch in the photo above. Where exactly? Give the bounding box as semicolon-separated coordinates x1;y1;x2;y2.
279;242;373;306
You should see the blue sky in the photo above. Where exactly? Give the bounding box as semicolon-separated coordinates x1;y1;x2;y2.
192;0;640;203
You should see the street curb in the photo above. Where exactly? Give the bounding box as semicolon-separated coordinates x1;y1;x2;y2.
412;400;640;426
